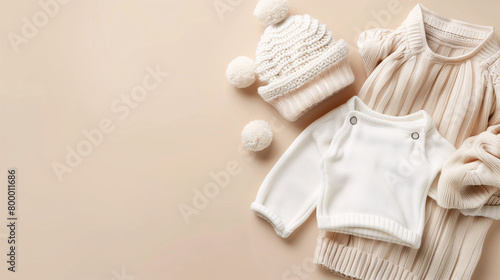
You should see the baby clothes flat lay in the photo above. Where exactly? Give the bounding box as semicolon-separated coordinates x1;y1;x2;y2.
251;96;456;249
313;4;500;280
237;1;500;279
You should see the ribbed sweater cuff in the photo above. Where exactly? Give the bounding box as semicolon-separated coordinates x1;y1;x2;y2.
437;169;498;210
250;202;291;238
437;142;500;211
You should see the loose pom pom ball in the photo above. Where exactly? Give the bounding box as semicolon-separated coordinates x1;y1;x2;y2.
226;56;257;88
241;120;273;152
254;0;289;26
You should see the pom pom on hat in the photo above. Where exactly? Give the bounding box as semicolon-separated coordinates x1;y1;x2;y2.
241;120;273;152
226;56;257;88
254;0;289;26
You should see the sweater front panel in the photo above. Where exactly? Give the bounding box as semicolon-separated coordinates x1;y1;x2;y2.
316;97;449;248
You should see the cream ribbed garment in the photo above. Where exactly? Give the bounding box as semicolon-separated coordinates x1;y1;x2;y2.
314;4;500;280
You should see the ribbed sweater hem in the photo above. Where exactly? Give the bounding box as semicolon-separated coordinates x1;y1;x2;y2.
318;213;421;249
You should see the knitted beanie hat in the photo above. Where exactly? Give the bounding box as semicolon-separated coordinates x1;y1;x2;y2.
226;0;354;121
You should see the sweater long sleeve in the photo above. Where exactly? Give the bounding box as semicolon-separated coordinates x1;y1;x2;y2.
437;66;500;219
250;108;344;238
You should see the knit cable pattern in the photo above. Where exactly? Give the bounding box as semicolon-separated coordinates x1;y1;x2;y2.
255;15;348;101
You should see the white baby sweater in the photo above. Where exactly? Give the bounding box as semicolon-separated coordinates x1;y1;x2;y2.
251;96;456;248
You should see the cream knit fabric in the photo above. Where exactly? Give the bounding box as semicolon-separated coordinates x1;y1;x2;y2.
314;4;500;280
251;96;455;249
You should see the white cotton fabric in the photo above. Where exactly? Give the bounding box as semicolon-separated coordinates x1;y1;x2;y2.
251;96;456;248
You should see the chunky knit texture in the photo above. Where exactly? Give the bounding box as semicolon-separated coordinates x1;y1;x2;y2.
256;14;349;101
314;4;500;280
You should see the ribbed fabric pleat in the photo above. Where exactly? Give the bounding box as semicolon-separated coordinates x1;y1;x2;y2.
316;199;492;280
397;57;430;114
395;59;430;114
421;64;450;114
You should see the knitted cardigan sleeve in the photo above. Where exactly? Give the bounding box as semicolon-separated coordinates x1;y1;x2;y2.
436;62;500;219
357;28;405;76
250;108;344;238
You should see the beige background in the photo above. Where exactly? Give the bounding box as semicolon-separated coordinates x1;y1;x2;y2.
0;0;499;279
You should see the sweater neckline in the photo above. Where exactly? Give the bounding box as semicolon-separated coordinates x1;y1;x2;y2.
344;96;433;134
404;4;499;63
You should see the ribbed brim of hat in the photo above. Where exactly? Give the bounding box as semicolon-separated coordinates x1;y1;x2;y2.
267;58;354;121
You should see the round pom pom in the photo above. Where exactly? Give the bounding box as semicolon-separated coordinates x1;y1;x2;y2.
226;56;257;88
254;0;289;26
241;120;273;152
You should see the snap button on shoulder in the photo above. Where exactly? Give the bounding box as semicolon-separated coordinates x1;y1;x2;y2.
411;132;419;140
350;116;357;125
